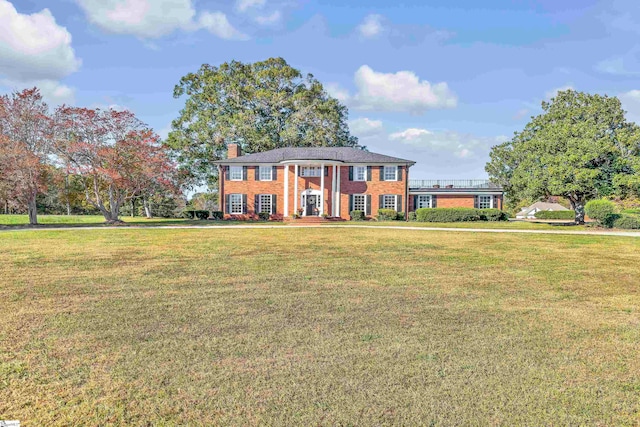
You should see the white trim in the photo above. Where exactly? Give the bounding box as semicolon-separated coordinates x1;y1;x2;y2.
383;165;398;181
353;165;366;181
352;194;366;212
416;194;433;209
478;195;493;209
337;166;341;217
258;166;273;181
300;188;322;217
332;164;337;216
229;193;243;214
320;162;325;215
284;165;289;217
381;194;397;211
294;164;298;214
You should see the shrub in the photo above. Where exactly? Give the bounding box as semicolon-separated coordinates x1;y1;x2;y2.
377;209;400;221
479;209;508;221
209;211;223;220
182;210;195;219
258;212;270;221
350;210;365;221
534;210;575;220
415;208;481;222
612;214;640;229
585;199;617;226
408;212;417;222
194;210;209;220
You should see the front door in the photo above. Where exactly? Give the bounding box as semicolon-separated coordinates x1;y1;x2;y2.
305;195;318;216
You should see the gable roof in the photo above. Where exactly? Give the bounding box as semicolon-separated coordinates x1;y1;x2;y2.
214;147;415;165
517;202;569;215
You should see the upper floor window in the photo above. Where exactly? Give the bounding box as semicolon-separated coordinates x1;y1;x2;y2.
259;166;273;181
354;166;367;181
229;166;243;181
478;195;493;209
383;166;398;181
416;195;432;209
301;166;322;177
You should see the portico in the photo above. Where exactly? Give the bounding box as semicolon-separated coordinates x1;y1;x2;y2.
282;161;341;217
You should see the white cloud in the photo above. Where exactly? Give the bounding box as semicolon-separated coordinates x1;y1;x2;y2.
254;11;281;25
236;0;266;12
349;118;383;136
358;14;383;38
349;65;457;113
389;128;503;159
325;82;350;103
545;84;574;100
74;0;247;40
619;89;640;123
0;0;80;82
1;79;76;105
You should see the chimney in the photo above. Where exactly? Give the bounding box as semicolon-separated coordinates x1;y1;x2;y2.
227;143;241;159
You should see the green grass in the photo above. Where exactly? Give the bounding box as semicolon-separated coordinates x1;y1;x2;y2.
0;214;265;228
350;220;591;230
1;228;639;425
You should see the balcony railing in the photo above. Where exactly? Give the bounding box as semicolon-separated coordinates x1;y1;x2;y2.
409;179;500;189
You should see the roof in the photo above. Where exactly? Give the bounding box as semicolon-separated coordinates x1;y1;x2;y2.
517;202;569;215
214;147;415;165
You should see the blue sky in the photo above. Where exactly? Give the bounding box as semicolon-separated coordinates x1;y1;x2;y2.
2;0;640;181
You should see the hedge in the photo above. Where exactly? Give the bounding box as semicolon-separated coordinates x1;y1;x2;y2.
209;211;223;220
415;208;481;222
479;209;509;221
350;210;365;221
612;214;640;229
534;210;575;220
182;210;209;220
408;212;417;222
585;199;617;226
377;209;402;221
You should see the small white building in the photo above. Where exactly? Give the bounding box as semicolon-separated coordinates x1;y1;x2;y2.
516;202;569;219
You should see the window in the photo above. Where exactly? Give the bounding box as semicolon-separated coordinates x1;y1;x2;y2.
478;195;493;209
229;166;243;181
416;195;432;208
384;166;398;181
229;194;243;214
352;194;366;211
258;194;272;214
354;166;366;181
381;194;397;210
259;166;272;181
301;166;322;177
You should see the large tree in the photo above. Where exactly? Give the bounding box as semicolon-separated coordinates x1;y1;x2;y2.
54;107;178;223
0;89;52;224
486;90;640;223
166;57;360;186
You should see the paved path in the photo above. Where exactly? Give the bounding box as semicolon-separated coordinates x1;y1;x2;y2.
2;224;640;237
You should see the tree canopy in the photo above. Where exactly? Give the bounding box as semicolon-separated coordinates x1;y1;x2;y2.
486;90;640;223
166;57;360;186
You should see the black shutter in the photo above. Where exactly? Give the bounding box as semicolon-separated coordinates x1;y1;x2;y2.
325;166;329;176
224;166;229;181
474;196;479;209
225;194;230;214
349;195;353;212
255;194;260;213
432;195;437;208
379;166;385;181
412;195;418;211
254;166;260;181
272;166;277;181
348;166;353;181
298;166;302;176
397;166;402;181
242;194;247;214
272;195;277;215
242;166;248;181
367;166;372;181
397;195;402;212
366;195;372;216
379;195;384;211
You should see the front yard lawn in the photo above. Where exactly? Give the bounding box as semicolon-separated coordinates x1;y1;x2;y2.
1;228;639;425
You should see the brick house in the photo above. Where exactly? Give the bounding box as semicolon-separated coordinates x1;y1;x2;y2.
215;145;503;220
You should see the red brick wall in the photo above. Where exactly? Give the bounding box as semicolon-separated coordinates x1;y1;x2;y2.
220;164;410;219
408;194;504;211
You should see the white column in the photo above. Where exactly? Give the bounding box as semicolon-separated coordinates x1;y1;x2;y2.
336;166;341;218
284;164;289;217
294;164;298;215
332;165;337;216
320;163;325;216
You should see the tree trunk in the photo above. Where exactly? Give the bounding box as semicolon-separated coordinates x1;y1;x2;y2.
569;197;586;224
28;195;38;225
131;198;135;217
65;175;71;215
143;197;152;219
